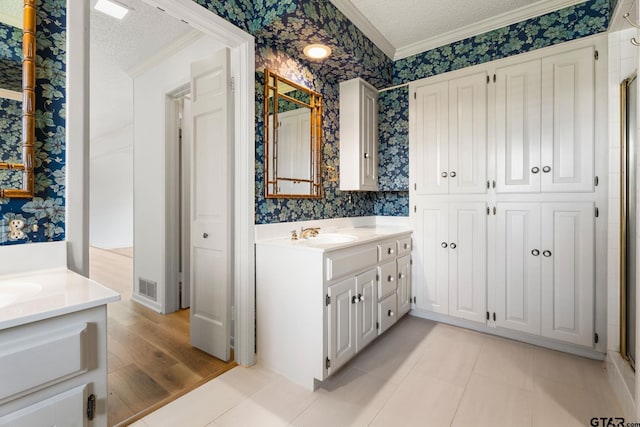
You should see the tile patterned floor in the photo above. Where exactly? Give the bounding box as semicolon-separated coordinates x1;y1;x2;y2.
131;316;622;427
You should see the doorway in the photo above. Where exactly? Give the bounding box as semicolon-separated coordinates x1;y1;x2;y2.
621;74;637;369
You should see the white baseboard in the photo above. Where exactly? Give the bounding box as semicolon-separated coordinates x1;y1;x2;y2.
608;352;637;420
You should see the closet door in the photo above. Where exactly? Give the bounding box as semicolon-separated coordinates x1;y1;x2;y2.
360;82;379;189
448;202;487;323
414;81;449;194
540;202;594;346
449;72;487;194
355;269;378;352
494;203;541;334
541;46;595;193
413;200;449;314
327;277;356;373
495;60;541;193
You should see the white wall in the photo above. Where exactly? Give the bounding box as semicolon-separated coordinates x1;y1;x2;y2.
132;34;224;312
90;125;134;249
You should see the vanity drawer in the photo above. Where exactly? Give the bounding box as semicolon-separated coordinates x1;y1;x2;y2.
397;236;412;257
0;322;89;404
326;245;378;281
377;240;397;262
378;293;398;335
377;260;397;300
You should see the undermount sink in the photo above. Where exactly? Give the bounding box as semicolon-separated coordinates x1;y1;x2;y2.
0;281;43;308
301;233;358;244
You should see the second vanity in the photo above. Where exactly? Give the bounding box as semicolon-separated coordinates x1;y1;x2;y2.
256;224;412;391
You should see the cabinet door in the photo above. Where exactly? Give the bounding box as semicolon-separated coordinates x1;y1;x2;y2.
327;277;356;373
360;83;378;190
495;60;541;193
397;254;412;317
541;46;594;192
494;203;541;334
448;202;487;323
541;202;594;346
414;81;449;194
414;201;449;314
449;72;487;194
356;269;378;352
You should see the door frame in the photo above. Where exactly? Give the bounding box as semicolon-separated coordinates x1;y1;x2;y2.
66;0;256;366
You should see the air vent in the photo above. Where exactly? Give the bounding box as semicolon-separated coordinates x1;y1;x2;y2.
138;277;157;301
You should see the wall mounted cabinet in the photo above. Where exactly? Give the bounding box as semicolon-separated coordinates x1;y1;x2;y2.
340;78;379;191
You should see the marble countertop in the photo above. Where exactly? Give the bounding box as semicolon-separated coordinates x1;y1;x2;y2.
255;225;412;252
0;268;120;330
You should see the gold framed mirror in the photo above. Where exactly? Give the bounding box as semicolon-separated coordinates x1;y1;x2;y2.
0;0;35;198
264;69;322;199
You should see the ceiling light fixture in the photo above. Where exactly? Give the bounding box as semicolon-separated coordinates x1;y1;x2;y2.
303;44;331;59
95;0;130;20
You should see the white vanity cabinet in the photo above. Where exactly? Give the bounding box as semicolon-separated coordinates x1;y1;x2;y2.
339;77;379;191
0;269;118;427
256;229;412;390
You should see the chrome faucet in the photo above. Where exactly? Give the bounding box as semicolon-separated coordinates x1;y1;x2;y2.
300;227;320;239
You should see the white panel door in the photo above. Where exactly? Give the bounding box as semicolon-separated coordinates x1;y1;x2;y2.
414;81;449;194
541;202;594;346
414;200;449;314
190;48;233;361
327;277;356;373
496;60;541;193
448;202;487;323
361;83;378;189
397;254;412;317
449;71;487;194
356;268;378;352
541;46;594;192
494;203;541;334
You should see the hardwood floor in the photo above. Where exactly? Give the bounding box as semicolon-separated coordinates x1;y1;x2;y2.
89;247;237;426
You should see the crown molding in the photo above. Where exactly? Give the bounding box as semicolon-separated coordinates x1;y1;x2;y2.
329;0;396;59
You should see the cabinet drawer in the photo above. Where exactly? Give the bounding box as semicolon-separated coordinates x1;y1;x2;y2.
326;246;378;281
0;384;87;427
378;241;397;262
0;323;89;403
397;236;412;257
378;293;398;335
377;260;397;300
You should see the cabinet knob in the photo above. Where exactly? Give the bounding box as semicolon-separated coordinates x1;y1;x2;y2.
388;275;394;282
388;248;394;255
441;171;448;178
450;171;457;178
450;243;457;249
531;249;540;256
399;273;405;279
203;233;209;238
388;309;395;317
352;295;357;304
364;153;369;159
543;250;552;257
542;166;551;173
531;166;540;174
441;242;448;248
404;243;409;249
358;293;364;302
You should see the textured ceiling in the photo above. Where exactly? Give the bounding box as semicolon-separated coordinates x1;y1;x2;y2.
0;0;22;28
90;0;193;140
330;0;587;58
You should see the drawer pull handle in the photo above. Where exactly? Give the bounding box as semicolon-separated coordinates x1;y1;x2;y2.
531;249;540;256
387;248;394;255
441;242;448;248
388;275;394;282
388;309;395;317
450;243;457;249
543;250;552;257
203;233;209;238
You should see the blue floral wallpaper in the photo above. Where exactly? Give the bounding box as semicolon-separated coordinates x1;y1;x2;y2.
0;0;66;245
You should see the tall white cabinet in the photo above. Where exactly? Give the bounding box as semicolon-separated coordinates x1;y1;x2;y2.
410;36;606;355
